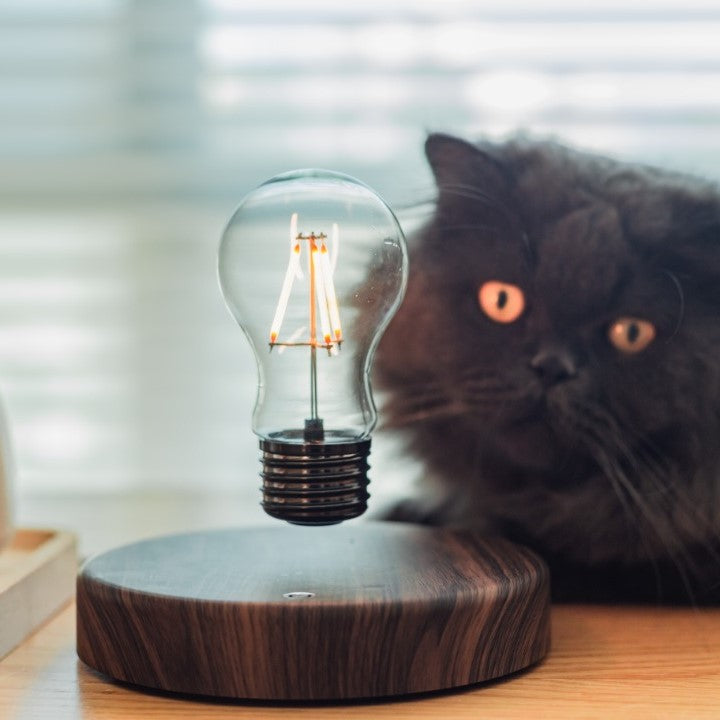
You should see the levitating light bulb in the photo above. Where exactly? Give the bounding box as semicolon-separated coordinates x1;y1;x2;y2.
218;170;408;525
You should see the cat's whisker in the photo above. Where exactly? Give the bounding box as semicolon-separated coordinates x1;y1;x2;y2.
570;415;665;572
430;222;504;235
385;371;523;418
380;381;473;426
460;379;520;396
384;400;468;427
569;408;669;521
388;387;446;403
436;183;519;219
461;379;517;392
598;453;665;595
601;451;697;603
571;401;711;603
457;370;523;401
582;402;719;544
436;183;505;204
379;380;455;407
577;422;689;595
458;366;504;380
661;268;686;340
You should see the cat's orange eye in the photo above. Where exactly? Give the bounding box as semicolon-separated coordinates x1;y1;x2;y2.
478;281;525;324
608;317;656;354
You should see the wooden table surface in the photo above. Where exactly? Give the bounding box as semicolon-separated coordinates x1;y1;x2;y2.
1;600;719;719
6;493;720;718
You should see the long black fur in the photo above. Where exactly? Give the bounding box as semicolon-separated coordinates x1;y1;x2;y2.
376;133;720;603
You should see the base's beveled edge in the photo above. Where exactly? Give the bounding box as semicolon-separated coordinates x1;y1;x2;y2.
76;524;551;700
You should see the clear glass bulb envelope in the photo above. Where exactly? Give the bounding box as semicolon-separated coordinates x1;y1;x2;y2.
219;169;407;445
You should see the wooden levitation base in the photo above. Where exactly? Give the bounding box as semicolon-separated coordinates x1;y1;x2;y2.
76;522;551;701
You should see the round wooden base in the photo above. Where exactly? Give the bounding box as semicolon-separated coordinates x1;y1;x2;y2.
76;523;550;700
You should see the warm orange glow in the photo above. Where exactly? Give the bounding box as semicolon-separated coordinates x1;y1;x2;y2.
319;236;342;345
308;235;317;344
311;240;333;348
269;214;342;351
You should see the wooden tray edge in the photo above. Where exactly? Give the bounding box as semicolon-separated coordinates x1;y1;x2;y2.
0;528;77;660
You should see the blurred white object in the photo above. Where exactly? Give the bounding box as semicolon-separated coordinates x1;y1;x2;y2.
0;398;15;550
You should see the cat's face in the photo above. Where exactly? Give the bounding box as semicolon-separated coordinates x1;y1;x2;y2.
377;134;720;565
421;186;691;472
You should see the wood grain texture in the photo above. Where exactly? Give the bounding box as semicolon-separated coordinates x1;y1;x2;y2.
3;603;720;719
76;523;550;700
0;528;77;659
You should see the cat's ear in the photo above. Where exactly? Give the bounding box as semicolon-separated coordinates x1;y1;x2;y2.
665;217;720;304
640;193;720;302
425;133;510;196
608;170;720;310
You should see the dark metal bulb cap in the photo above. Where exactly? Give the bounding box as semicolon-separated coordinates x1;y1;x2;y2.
259;437;371;526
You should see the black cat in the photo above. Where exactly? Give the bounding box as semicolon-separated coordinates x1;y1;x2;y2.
376;133;720;603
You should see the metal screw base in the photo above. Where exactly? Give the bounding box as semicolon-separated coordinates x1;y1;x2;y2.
259;437;371;526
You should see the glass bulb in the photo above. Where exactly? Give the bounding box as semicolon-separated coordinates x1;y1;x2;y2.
218;169;407;525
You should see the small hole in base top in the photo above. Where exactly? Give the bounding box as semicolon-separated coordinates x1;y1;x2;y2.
283;591;315;599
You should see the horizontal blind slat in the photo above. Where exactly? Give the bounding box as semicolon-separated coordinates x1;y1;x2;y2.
1;1;718;493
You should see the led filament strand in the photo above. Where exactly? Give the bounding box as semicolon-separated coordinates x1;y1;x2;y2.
269;214;343;354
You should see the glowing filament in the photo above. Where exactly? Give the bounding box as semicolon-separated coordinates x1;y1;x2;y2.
269;225;301;344
269;214;342;352
319;237;342;343
311;241;333;347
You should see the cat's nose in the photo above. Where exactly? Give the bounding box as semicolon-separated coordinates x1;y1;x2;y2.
530;347;578;386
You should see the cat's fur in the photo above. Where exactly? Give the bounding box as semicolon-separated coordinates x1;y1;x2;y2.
376;133;720;603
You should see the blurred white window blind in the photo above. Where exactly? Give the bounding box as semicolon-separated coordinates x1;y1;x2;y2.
1;0;720;492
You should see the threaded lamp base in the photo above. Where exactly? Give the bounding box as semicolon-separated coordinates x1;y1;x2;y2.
259;437;371;526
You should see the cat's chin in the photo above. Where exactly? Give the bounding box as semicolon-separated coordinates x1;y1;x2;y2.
482;416;579;476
